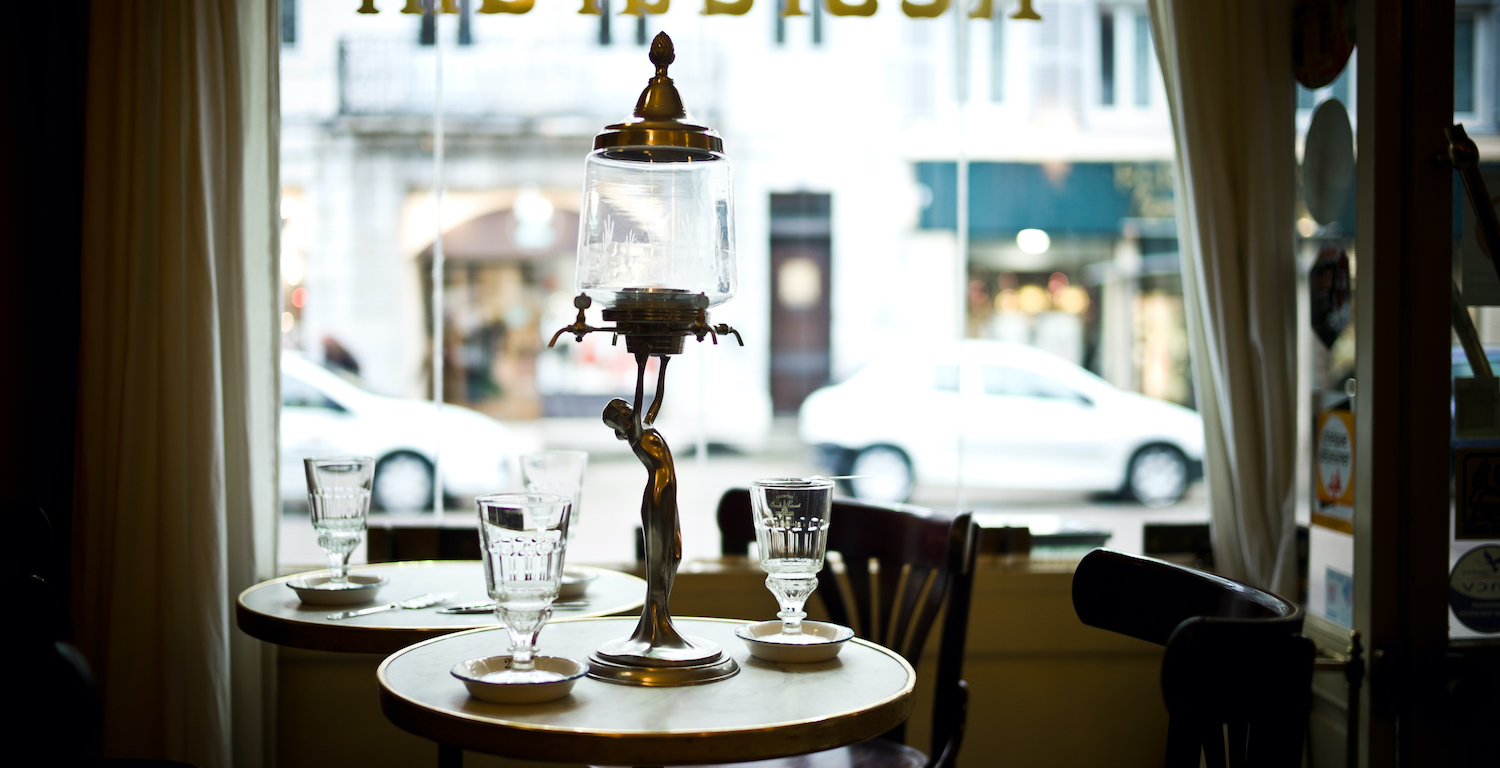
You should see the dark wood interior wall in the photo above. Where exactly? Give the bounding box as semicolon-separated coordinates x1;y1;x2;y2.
1355;0;1455;764
0;3;91;638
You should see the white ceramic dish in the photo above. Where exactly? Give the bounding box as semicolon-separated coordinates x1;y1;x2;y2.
559;569;599;599
451;655;588;704
735;620;856;663
287;573;389;606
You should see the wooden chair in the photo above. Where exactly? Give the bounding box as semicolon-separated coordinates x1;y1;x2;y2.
1072;548;1315;768
703;489;979;768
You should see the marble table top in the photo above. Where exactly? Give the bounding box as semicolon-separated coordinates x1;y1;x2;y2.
377;616;915;766
236;561;645;654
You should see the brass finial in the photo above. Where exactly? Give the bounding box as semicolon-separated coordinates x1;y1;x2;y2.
594;32;722;158
650;32;674;76
633;34;686;121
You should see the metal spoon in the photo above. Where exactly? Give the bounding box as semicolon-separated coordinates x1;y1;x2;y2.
437;599;589;615
327;592;454;620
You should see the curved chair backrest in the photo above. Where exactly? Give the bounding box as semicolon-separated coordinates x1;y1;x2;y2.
1072;548;1314;768
717;489;978;768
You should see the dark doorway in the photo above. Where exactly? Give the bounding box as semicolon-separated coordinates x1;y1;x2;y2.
769;193;832;415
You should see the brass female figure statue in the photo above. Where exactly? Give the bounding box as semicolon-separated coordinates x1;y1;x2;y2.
594;352;723;666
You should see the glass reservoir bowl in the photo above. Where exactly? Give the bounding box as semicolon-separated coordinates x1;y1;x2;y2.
576;149;736;309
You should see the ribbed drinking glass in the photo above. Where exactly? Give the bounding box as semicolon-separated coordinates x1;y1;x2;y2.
750;477;835;643
519;451;589;537
305;456;375;586
476;492;573;682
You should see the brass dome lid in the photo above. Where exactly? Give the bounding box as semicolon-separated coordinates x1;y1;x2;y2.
594;33;723;159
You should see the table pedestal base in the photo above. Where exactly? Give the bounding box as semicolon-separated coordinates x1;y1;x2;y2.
587;651;739;686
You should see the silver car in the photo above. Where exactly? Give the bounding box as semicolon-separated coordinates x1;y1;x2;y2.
799;341;1205;506
280;353;513;512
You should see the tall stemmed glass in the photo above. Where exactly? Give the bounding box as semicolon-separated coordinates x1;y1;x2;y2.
519;451;589;537
476;492;573;682
306;456;375;586
750;477;835;644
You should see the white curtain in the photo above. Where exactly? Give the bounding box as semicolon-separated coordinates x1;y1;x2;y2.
73;2;280;766
1148;0;1299;593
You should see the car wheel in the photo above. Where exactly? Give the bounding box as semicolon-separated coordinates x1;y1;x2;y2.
374;451;435;514
1127;444;1189;508
849;445;915;504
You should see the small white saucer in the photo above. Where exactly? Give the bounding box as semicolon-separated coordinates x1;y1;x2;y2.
287;573;389;606
735;620;856;663
559;569;599;599
451;656;588;704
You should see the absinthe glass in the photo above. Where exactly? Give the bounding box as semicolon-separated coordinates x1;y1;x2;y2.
519;450;589;538
751;478;834;644
305;456;375;586
576;151;736;308
477;493;572;683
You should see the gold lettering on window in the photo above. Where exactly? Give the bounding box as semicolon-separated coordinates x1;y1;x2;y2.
480;0;535;12
351;0;1041;18
826;0;877;17
704;0;754;15
902;0;948;18
621;0;671;15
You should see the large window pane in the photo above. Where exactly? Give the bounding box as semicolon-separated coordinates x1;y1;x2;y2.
1133;11;1150;107
1099;11;1115;106
278;4;1200;571
1456;14;1476;114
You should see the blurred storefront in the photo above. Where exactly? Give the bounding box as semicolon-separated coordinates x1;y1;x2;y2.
916;160;1190;405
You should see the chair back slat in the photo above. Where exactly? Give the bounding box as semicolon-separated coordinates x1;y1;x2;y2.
898;568;939;658
824;552;864;637
821;499;959;662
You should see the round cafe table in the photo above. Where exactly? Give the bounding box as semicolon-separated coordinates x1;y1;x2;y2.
236;561;646;654
377;616;916;767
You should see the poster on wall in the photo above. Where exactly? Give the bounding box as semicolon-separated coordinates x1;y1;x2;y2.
1313;408;1355;533
1455;450;1500;540
1450;544;1500;633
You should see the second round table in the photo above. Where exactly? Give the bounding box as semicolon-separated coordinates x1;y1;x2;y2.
237;561;646;654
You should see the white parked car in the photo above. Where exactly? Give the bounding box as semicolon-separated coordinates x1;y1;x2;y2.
799;341;1205;506
280;353;514;511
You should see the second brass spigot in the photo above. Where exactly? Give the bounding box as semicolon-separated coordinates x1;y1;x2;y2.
549;294;599;346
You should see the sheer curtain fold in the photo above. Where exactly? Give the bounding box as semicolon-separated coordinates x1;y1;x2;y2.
75;2;279;766
1149;0;1299;593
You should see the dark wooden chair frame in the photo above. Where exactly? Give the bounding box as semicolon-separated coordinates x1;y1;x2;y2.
717;489;978;768
1072;548;1315;768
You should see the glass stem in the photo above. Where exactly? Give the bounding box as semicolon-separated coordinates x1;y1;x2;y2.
508;627;540;671
502;605;550;672
327;550;351;584
779;604;807;635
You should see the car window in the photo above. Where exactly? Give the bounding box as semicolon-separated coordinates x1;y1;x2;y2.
981;365;1090;405
931;365;960;393
282;374;346;411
